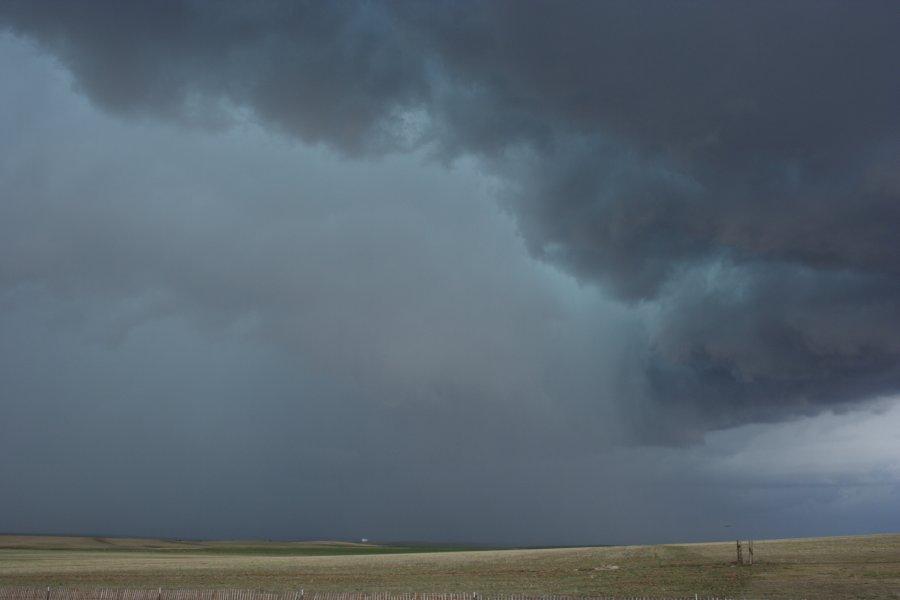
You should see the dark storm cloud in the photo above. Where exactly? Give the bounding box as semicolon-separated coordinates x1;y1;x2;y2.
0;0;431;148
0;36;649;544
2;0;900;436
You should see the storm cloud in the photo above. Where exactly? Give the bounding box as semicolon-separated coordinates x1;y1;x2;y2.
3;0;898;434
0;1;899;543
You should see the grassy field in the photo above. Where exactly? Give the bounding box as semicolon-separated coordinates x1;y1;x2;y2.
1;534;899;599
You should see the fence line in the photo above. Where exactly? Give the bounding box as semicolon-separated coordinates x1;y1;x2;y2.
0;588;737;600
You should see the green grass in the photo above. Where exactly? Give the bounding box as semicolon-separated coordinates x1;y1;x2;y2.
1;534;898;599
183;546;486;557
0;537;485;556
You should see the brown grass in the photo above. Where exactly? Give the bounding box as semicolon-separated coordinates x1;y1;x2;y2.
1;534;898;599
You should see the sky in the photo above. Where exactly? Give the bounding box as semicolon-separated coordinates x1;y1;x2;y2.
0;1;899;546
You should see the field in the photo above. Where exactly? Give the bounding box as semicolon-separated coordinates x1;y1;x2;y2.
1;534;899;599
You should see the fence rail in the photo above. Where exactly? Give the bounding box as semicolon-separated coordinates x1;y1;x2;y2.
0;588;736;600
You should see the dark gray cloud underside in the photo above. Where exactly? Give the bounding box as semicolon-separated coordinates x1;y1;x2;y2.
2;0;899;434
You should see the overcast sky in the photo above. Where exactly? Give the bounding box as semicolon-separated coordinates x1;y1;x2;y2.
1;1;899;546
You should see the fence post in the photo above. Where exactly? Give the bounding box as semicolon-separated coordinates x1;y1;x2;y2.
748;540;754;565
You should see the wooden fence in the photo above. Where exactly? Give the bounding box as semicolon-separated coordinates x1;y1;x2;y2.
0;588;737;600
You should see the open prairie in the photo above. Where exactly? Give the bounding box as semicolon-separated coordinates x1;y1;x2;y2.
1;534;899;599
